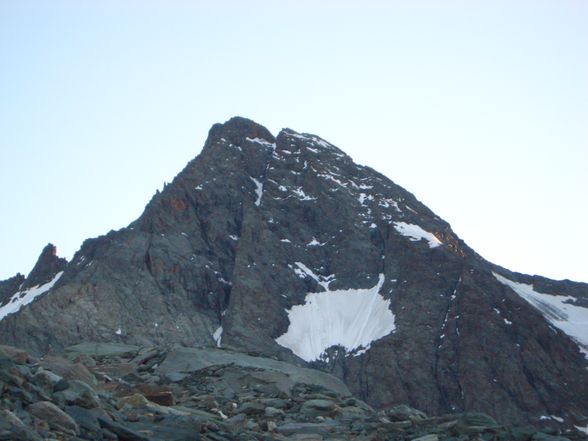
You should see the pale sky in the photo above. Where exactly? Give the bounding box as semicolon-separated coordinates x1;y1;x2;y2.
1;0;586;283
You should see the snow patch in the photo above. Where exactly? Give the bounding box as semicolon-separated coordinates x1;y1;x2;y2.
292;187;317;201
493;273;588;358
393;222;442;248
0;272;64;321
115;328;122;336
213;326;223;347
540;415;564;423
246;137;276;150
292;262;335;290
250;177;263;206
307;237;325;247
285;132;334;150
276;274;395;362
358;193;374;205
379;198;401;213
575;424;588;435
318;172;347;188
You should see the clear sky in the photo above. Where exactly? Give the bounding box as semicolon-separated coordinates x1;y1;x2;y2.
1;0;586;283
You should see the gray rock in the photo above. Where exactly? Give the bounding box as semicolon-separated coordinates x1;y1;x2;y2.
277;422;339;436
265;406;286;418
532;433;571;441
0;409;42;441
300;399;337;418
54;379;101;409
385;404;428;422
412;435;439;441
337;406;368;423
97;416;154;441
225;413;248;432
31;368;63;394
41;355;96;386
157;347;350;397
0;345;30;364
458;412;498;427
235;401;266;416
27;401;80;435
66;342;141;358
64;405;105;437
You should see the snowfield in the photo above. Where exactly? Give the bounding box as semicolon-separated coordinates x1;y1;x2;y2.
0;272;64;321
493;272;588;359
276;273;395;361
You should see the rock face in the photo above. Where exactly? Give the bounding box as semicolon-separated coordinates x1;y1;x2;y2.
0;273;25;306
1;117;587;428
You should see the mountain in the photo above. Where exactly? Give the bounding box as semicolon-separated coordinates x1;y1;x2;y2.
1;117;587;429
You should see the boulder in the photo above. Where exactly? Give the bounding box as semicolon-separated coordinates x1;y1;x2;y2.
385;404;428;422
0;345;30;364
0;409;42;441
31;368;63;394
27;401;79;435
54;379;101;409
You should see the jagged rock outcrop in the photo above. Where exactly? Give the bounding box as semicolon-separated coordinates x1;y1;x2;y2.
1;117;587;428
0;244;66;309
22;244;68;290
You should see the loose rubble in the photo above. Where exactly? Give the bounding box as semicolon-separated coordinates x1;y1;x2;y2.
1;343;586;441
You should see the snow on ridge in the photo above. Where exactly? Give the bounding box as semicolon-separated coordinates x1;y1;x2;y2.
393;222;442;248
493;272;588;358
276;273;395;362
246;137;276;150
284;131;336;150
250;177;263;206
0;271;64;321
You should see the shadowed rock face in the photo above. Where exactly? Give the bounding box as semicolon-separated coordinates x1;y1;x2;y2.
0;273;25;307
1;117;587;427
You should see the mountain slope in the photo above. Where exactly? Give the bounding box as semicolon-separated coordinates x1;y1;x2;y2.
0;117;587;427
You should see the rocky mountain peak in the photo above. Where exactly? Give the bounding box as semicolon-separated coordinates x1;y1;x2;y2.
204;116;276;152
21;243;67;290
1;118;587;428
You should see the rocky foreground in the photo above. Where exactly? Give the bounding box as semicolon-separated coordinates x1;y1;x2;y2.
0;343;586;441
